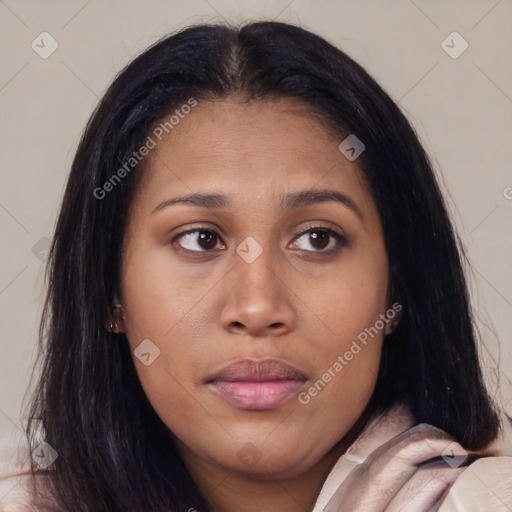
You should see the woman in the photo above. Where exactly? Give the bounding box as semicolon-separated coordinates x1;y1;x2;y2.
1;21;510;511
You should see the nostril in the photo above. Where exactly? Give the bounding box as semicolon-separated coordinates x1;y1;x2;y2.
269;322;284;329
231;321;245;329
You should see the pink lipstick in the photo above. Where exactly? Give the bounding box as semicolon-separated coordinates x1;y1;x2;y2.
208;358;307;410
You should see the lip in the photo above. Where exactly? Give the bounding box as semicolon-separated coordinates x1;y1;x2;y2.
208;358;307;411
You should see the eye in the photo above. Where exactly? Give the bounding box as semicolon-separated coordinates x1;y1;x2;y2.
172;226;345;255
291;227;345;254
173;228;225;252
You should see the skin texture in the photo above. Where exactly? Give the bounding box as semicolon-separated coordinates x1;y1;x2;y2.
117;99;391;511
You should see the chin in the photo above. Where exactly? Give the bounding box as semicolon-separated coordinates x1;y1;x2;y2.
223;440;327;481
234;457;311;480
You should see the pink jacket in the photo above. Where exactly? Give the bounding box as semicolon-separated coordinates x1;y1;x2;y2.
1;402;511;511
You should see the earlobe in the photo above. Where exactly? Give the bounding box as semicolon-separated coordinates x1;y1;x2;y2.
384;302;402;335
384;320;396;336
105;301;125;333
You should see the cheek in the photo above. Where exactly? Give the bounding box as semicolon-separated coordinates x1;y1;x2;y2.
119;245;226;406
294;248;389;349
121;244;216;344
290;244;388;414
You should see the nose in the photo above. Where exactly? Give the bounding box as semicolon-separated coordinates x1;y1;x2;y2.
220;251;296;338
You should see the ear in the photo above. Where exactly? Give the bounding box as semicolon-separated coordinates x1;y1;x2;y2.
105;300;125;334
384;301;403;335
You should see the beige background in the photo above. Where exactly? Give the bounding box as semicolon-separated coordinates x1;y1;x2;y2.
1;0;511;455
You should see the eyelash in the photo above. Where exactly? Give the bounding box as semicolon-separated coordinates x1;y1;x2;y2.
171;225;347;256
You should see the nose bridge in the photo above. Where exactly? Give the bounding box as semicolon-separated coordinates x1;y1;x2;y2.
235;244;282;306
220;243;295;335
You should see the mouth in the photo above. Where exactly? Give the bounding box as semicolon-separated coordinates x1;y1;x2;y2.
207;358;307;411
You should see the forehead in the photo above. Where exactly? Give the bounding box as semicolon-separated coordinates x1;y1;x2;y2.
135;99;374;214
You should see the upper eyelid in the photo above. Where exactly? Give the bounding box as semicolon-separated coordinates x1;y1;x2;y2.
292;223;344;237
172;225;225;241
173;224;342;239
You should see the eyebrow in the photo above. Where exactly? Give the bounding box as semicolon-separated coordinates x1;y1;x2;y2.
151;188;363;221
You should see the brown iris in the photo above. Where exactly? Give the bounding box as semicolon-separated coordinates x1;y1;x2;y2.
197;230;218;250
309;230;329;250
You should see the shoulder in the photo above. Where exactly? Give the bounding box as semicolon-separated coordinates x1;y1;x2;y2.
440;456;512;511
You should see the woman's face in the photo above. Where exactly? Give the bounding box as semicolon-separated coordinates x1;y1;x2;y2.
120;99;390;479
